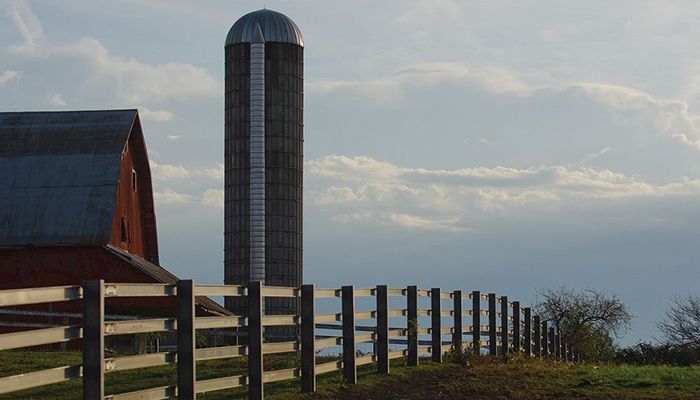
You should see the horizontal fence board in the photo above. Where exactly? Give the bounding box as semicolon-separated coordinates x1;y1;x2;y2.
417;289;430;297
196;345;246;361
388;349;408;359
261;286;298;298
315;360;342;375
0;325;82;351
387;309;406;317
417;309;430;316
354;289;374;297
263;368;301;383
355;333;374;344
105;352;176;372
196;374;247;394
262;315;299;326
0;285;82;307
263;341;298;354
387;288;405;296
194;285;246;297
195;316;246;329
354;311;375;320
356;354;377;366
104;284;175;298
0;364;82;395
105;318;175;336
108;385;176;400
314;289;340;298
315;336;342;348
388;328;406;337
440;292;453;299
315;313;341;323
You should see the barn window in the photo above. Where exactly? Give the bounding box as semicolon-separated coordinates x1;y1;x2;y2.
120;216;129;243
131;169;137;192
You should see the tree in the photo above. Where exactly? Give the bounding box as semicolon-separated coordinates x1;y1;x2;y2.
534;287;632;361
657;295;700;348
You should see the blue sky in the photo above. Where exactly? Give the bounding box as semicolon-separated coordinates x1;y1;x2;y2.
1;0;699;345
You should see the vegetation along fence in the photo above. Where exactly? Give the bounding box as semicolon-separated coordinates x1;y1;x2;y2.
0;280;580;399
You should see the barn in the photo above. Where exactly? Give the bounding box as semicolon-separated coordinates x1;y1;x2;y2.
0;110;229;338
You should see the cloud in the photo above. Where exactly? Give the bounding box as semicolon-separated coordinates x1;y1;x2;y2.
307;62;534;99
166;134;181;140
308;155;700;231
0;2;219;112
0;70;20;86
154;189;197;205
149;161;223;181
140;107;174;122
2;0;43;51
201;188;224;208
47;93;66;107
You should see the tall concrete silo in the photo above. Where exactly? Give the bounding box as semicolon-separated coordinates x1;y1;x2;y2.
224;9;303;338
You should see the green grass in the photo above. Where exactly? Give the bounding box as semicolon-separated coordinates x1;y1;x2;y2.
1;351;700;399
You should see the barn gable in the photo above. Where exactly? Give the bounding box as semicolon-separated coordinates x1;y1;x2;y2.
0;110;158;263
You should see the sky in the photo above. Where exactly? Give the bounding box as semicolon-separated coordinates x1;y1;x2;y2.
1;0;699;345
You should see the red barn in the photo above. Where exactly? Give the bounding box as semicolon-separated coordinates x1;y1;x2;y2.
0;110;228;335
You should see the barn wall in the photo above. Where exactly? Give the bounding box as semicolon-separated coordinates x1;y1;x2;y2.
108;131;147;258
0;246;219;336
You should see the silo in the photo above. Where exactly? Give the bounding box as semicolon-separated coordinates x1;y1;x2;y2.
224;9;304;340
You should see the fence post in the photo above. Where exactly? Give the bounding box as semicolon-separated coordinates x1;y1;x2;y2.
533;315;541;357
407;285;419;366
512;301;520;354
342;286;357;384
472;291;480;353
549;326;556;359
563;342;569;363
376;285;389;374
523;307;531;356
430;288;442;363
541;320;549;358
488;293;497;355
301;284;315;392
555;328;562;361
452;290;462;353
83;279;104;400
500;296;508;355
177;279;196;400
248;281;264;400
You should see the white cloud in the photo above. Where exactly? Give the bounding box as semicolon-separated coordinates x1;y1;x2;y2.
671;133;700;150
307;62;534;99
166;134;181;140
1;2;219;111
0;70;20;86
140;107;174;122
47;93;66;106
154;189;197;205
308;155;700;231
149;161;223;181
201;188;224;208
2;0;43;51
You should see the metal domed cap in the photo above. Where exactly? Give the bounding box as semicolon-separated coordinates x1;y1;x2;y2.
226;9;303;46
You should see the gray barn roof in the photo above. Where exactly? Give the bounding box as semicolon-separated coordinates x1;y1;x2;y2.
0;110;138;247
226;9;303;46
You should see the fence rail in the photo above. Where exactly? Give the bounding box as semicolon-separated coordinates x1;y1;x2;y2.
0;281;579;399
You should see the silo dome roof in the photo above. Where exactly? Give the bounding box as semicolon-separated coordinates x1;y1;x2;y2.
226;9;303;46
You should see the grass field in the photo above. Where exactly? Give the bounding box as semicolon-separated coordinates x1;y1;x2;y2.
1;351;699;399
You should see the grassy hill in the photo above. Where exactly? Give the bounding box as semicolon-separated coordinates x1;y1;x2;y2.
1;351;699;399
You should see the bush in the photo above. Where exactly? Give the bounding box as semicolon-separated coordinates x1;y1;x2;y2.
615;342;700;366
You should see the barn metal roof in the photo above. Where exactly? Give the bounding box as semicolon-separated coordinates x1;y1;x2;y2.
104;245;231;316
226;9;303;46
0;110;138;247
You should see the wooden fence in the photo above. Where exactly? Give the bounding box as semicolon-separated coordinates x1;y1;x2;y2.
0;280;579;399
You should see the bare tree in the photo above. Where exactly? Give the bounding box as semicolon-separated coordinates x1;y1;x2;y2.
534;287;632;361
657;295;700;348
